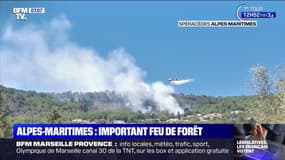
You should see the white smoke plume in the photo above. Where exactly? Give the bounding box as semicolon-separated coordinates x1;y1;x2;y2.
0;16;183;114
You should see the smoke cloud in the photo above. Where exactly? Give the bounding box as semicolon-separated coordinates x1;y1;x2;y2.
0;15;183;114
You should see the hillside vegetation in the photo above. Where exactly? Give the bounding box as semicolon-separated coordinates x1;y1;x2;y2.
1;64;284;138
1;84;281;138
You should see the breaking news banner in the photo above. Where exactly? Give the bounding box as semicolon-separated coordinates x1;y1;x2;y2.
0;123;285;160
1;124;235;160
0;124;284;160
13;124;229;138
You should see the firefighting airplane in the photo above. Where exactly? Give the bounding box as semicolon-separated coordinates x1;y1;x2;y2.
168;77;193;85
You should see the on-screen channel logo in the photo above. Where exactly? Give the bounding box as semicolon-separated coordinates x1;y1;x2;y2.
12;7;45;21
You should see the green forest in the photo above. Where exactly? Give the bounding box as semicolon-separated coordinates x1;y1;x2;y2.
0;65;284;138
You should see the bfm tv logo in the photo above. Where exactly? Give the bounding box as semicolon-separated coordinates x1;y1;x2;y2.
12;8;45;21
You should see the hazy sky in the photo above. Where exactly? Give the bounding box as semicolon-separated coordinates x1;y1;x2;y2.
1;1;284;96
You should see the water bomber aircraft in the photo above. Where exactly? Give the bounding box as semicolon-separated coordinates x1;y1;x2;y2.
168;77;193;85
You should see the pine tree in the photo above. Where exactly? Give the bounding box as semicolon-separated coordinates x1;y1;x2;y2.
47;108;62;123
